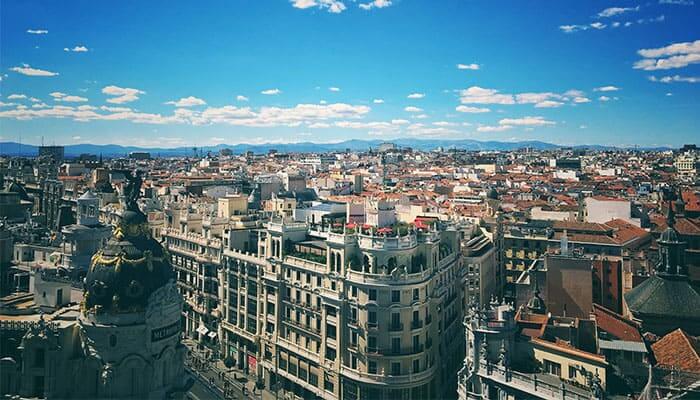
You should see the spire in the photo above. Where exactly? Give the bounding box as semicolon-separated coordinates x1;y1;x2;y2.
527;277;547;314
657;191;687;276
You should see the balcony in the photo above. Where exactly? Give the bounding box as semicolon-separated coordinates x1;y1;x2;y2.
340;364;437;386
389;322;404;332
410;320;423;330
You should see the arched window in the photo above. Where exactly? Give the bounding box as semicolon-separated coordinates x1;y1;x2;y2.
363;255;371;272
388;257;397;270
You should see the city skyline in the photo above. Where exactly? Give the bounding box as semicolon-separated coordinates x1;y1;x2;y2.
1;0;699;148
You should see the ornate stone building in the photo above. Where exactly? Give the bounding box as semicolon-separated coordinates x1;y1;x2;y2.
0;171;187;399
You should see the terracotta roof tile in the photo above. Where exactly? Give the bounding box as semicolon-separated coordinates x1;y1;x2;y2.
651;329;700;373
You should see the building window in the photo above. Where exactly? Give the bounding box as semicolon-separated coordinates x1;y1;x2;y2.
569;366;578;379
309;372;318;387
109;334;117;347
392;290;400;303
324;377;334;393
326;324;337;339
368;310;377;326
544;360;562;377
412;288;419;301
368;361;377;374
350;355;357;369
392;337;401;353
368;336;377;352
325;346;336;361
413;359;420;373
369;289;377;301
391;362;401;376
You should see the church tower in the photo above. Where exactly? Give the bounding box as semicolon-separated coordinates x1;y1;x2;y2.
624;193;700;336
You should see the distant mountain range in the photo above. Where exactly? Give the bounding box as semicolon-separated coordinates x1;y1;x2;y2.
0;139;667;158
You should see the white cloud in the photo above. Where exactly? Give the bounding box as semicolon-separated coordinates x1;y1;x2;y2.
404;106;423;113
459;86;515;104
457;63;480;70
597;6;639;18
166;96;207;107
594;85;620;92
659;0;694;4
560;25;588;33
372;99;384;104
0;100;373;128
477;125;513;132
649;75;700;83
236;95;249;101
0;102;16;107
329;87;341;92
10;64;58;77
391;119;409;125
7;94;27;100
64;45;89;52
534;100;564;108
50;92;88;102
261;88;282;95
498;116;555;126
291;0;347;13
590;22;606;30
407;93;425;99
455;105;490;113
27;29;48;34
359;0;392;10
634;40;700;70
459;86;589;107
598;96;611;101
102;85;145;104
573;96;591;103
433;121;457;127
29;97;40;102
308;122;331;128
100;106;132;112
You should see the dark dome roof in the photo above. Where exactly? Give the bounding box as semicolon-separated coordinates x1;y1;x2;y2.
95;179;115;193
487;187;499;200
624;275;700;321
83;207;173;315
6;182;30;201
660;226;679;243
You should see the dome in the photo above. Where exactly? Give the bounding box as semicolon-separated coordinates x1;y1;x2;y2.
660;226;679;243
78;189;97;201
95;179;115;193
83;171;173;315
6;181;30;202
487;187;499;200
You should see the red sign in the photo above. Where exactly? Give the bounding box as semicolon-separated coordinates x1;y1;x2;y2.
248;354;257;371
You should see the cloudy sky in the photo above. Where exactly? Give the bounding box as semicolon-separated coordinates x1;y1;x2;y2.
1;0;699;148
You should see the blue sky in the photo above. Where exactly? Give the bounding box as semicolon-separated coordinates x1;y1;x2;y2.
1;0;699;148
